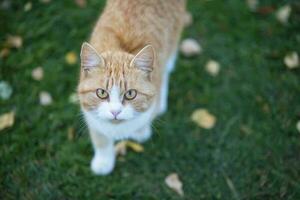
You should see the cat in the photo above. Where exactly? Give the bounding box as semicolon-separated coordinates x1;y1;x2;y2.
78;0;186;175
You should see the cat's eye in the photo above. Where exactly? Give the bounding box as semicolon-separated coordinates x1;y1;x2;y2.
124;89;137;100
96;88;109;99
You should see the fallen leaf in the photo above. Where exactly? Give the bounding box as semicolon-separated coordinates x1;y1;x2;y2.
68;127;75;141
69;93;79;104
65;51;77;65
0;48;10;58
246;0;258;11
75;0;86;8
126;141;144;152
39;91;53;106
180;38;202;57
191;109;216;129
276;5;291;24
183;12;193;27
6;35;23;49
0;111;15;131
115;140;144;156
24;2;32;12
115;141;127;156
205;60;220;76
165;173;184;196
296;121;300;133
0;81;13;100
31;67;44;81
284;52;299;69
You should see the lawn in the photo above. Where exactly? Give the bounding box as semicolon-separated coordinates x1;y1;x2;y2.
1;0;300;199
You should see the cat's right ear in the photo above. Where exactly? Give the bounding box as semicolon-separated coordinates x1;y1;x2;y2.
80;42;104;71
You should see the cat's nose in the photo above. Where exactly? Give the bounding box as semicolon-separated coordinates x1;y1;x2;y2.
110;110;121;118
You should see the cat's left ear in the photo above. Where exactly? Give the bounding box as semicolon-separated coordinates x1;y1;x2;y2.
80;42;104;70
130;45;154;72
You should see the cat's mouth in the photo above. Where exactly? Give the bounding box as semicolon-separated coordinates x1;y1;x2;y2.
109;118;125;124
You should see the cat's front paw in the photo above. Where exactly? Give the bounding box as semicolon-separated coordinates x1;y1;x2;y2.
91;153;115;175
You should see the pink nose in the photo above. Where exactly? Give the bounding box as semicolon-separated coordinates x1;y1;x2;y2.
111;110;121;118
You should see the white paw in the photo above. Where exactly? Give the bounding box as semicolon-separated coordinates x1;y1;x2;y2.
132;126;152;143
91;153;115;175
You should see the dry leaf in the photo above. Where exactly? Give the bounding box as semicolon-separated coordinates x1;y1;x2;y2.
205;60;220;76
276;5;291;24
180;38;202;57
31;67;44;81
165;173;184;196
6;35;22;49
115;140;144;156
0;111;15;131
284;52;299;69
39;91;53;106
0;48;10;58
257;6;274;15
126;141;144;152
296;121;300;133
69;93;79;104
115;141;127;156
183;12;193;27
65;51;77;65
75;0;86;8
0;81;13;100
68;127;75;141
246;0;258;11
24;2;32;12
191;109;216;129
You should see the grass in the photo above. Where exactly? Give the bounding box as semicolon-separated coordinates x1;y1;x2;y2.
1;0;300;199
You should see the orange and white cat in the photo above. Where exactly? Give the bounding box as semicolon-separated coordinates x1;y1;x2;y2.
78;0;186;175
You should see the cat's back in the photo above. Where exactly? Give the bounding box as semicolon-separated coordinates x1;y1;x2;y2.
92;0;186;57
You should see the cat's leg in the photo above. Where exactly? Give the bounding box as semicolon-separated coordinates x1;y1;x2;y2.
89;130;115;175
158;52;177;114
131;124;152;143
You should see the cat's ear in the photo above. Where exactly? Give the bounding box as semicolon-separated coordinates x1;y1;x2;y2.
80;42;104;70
130;45;154;72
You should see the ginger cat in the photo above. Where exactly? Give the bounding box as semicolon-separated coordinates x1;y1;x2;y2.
78;0;186;175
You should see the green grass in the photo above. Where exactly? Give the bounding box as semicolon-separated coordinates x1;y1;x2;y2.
1;0;300;199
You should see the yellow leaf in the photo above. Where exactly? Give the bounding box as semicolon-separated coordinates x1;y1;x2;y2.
6;35;23;49
296;121;300;133
24;2;32;12
191;109;216;129
115;140;144;156
284;52;299;69
126;141;144;152
65;51;78;65
180;38;202;57
0;111;15;131
205;60;220;76
165;173;184;196
31;67;44;81
39;91;53;106
276;5;291;24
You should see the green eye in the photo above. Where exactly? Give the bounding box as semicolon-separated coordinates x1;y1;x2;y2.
124;89;137;100
96;88;109;99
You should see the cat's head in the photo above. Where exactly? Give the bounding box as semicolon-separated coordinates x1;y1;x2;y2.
78;42;156;123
